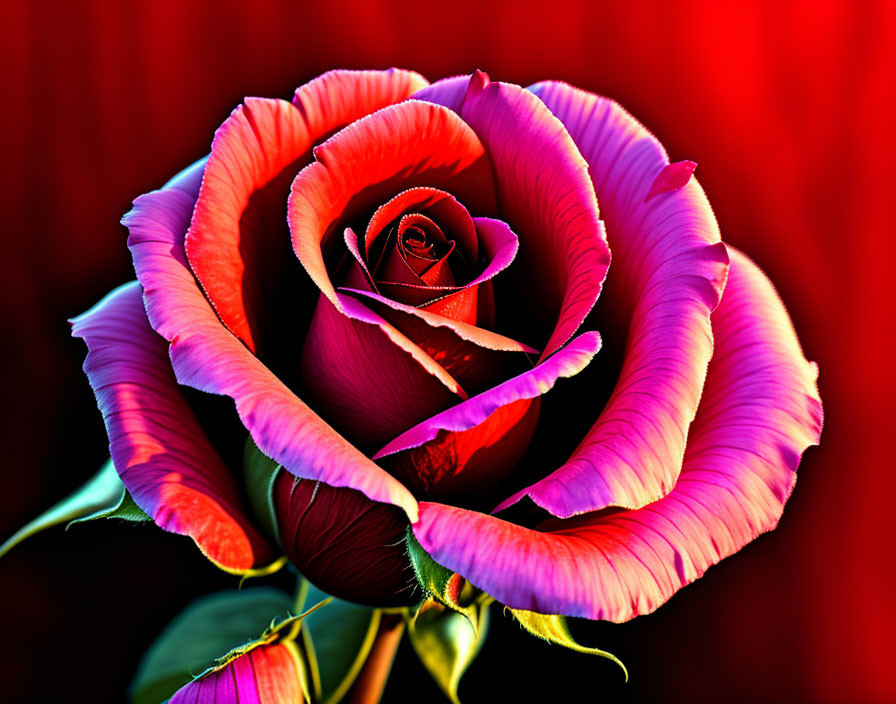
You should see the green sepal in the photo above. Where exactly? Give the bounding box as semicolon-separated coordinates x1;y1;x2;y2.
0;459;149;559
408;599;490;704
510;609;628;681
243;438;283;546
296;579;382;704
131;587;320;704
406;528;484;634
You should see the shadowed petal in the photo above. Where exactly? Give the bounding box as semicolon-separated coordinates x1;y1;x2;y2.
70;283;273;572
125;160;419;522
375;332;600;496
495;81;731;517
416;72;611;360
168;642;304;704
412;250;823;621
185;69;428;353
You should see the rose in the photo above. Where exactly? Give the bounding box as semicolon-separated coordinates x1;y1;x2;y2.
72;69;822;624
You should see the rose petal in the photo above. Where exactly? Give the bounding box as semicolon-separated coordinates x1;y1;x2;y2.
185;69;428;353
70;282;273;572
494;82;731;517
289;98;497;314
374;331;601;459
168;642;304;704
416;72;611;361
124;159;419;522
412;249;823;622
301;292;466;447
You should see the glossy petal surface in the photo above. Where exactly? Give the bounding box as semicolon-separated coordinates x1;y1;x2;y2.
496;81;730;516
417;73;611;359
125;160;419;521
413;250;823;621
71;283;272;571
168;643;303;704
186;69;427;352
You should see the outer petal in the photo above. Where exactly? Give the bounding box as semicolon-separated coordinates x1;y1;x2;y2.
70;282;272;572
124;160;419;522
185;69;428;353
416;72;611;360
168;642;304;704
412;249;823;622
496;81;731;517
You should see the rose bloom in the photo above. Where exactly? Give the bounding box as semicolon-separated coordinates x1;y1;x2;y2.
73;69;823;623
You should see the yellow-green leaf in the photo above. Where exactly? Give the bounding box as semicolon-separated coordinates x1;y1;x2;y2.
511;609;628;681
409;600;490;704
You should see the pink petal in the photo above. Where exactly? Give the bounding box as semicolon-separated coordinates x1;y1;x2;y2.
70;282;272;572
494;82;731;517
646;160;698;200
412;249;823;622
124;159;419;522
416;72;611;361
185;69;428;353
374;331;601;460
169;642;304;704
289;98;497;314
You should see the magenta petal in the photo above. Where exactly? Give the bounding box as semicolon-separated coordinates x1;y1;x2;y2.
495;82;731;517
374;331;601;459
169;642;303;704
418;74;611;361
70;282;273;572
646;160;698;200
413;250;823;621
124;160;419;522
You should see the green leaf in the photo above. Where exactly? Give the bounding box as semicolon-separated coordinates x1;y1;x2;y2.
409;600;490;704
406;529;482;633
297;580;381;704
0;459;149;558
131;587;298;704
511;609;628;682
243;438;283;545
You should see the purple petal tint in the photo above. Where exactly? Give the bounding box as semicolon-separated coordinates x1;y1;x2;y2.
124;159;419;522
412;249;823;622
168;642;304;704
494;81;731;517
415;72;611;361
375;331;601;459
71;282;273;572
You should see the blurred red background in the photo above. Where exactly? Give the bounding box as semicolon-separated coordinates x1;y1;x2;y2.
1;1;893;702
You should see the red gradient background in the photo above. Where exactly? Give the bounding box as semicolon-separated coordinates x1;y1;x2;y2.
1;1;893;702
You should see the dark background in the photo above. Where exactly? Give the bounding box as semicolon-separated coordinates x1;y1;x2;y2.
1;1;893;702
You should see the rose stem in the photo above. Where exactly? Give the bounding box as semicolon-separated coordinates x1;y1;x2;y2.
344;612;406;704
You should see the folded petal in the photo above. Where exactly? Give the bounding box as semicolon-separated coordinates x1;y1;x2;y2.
375;332;601;496
301;292;465;448
70;282;272;572
185;69;428;353
124;160;419;522
289;98;497;314
412;250;823;621
168;642;304;704
418;72;611;360
495;81;731;517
